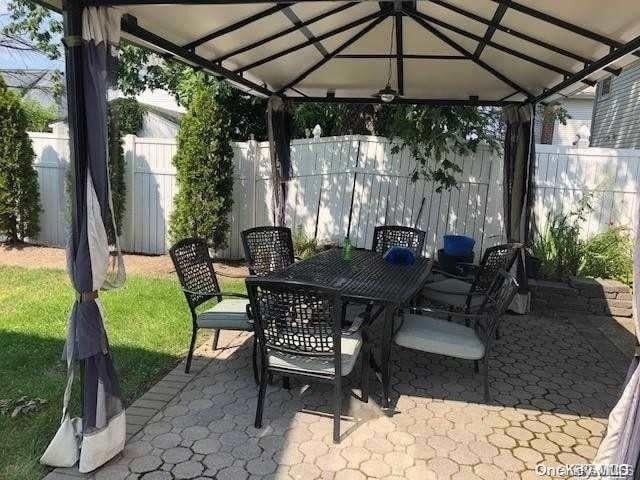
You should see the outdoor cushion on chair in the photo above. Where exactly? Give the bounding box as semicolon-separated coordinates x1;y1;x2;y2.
394;314;485;360
422;278;484;310
268;332;362;376
197;298;251;330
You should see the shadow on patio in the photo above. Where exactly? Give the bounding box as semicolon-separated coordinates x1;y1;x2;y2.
79;309;631;480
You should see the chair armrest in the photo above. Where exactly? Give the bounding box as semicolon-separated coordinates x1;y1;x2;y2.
404;306;488;322
429;269;476;282
182;288;249;299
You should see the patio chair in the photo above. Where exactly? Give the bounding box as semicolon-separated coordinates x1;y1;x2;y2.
422;242;522;314
395;271;519;402
371;225;427;257
170;237;257;379
246;277;370;444
241;226;295;276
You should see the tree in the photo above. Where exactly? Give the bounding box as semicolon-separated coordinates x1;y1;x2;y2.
20;98;57;132
0;78;41;243
169;78;234;249
107;98;145;236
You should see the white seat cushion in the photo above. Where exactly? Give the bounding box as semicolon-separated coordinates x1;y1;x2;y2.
394;314;485;360
197;298;251;330
268;333;362;376
422;278;484;310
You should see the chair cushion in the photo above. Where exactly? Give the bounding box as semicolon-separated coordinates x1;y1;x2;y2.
267;333;362;376
394;314;485;360
197;298;251;330
422;278;484;310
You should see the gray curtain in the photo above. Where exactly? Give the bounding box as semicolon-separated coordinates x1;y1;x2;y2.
266;95;293;227
594;200;640;477
43;6;126;473
502;104;535;311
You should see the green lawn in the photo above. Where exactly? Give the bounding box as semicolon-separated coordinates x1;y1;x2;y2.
0;265;245;480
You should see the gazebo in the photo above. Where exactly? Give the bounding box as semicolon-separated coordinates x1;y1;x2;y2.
37;0;640;474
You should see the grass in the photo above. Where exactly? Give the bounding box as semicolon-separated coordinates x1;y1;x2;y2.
0;265;245;480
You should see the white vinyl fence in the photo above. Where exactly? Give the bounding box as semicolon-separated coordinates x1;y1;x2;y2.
30;132;640;259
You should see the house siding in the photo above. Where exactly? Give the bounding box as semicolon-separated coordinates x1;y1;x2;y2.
591;59;640;149
534;97;594;146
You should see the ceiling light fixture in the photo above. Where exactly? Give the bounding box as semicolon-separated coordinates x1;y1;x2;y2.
376;15;398;103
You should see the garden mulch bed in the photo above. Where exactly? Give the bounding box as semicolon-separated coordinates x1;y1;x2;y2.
0;243;249;278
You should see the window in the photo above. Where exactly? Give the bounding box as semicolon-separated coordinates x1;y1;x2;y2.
600;77;612;98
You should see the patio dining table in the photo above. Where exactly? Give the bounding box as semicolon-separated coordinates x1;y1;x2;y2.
267;247;433;407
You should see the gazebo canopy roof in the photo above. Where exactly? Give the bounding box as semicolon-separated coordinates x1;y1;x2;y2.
43;1;640;105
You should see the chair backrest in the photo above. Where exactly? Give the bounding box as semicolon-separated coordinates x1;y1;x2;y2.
477;271;519;344
246;277;342;361
169;237;221;311
242;226;295;276
371;225;426;257
472;242;522;293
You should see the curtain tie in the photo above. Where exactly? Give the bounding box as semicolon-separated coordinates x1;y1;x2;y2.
76;291;98;303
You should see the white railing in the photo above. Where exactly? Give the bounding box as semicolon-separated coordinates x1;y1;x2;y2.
29;133;639;259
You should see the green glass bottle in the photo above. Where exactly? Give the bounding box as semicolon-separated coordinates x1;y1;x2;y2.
342;236;352;261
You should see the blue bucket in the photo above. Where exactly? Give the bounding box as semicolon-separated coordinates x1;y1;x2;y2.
443;235;475;257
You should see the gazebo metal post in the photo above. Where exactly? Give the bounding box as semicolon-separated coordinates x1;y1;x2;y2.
61;0;88;416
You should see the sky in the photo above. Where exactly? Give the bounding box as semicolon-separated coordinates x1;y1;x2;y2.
0;0;64;70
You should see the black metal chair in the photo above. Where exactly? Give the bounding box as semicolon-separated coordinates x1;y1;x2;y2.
246;277;370;443
371;225;427;257
422;242;522;313
395;271;519;401
241;226;295;276
169;238;257;379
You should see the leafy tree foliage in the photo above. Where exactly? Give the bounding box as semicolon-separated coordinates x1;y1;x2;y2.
107;98;145;236
169;78;234;249
2;0;62;59
20;98;57;132
0;78;41;242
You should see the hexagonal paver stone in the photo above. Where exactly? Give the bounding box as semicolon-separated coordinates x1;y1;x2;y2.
289;462;321;480
246;457;277;475
144;422;173;438
141;472;172;480
449;445;480;466
474;463;506;480
341;445;370;467
192;437;221;454
513;447;544;464
383;451;414;472
203;452;234;472
505;426;534;442
487;433;516;449
298;439;329;460
216;465;249;480
124;440;153;459
95;465;129;480
405;464;436;480
162;447;192;464
334;469;366;480
182;426;210;441
189;399;214;411
364;437;394;455
172;460;204;479
546;432;577;448
361;458;392;478
220;430;248;447
530;438;560;454
316;451;347;472
387;431;414;447
130;455;162;473
151;433;182;449
492;453;525;473
232;441;262;461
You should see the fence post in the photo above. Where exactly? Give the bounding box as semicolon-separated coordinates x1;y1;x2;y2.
248;137;258;230
123;134;136;252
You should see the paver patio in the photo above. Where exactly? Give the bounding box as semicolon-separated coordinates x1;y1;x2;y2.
46;311;630;480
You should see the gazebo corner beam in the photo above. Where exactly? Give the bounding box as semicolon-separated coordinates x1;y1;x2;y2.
278;14;387;94
494;0;640;58
213;2;358;63
395;9;404;96
404;9;533;99
120;14;272;97
474;0;509;59
183;3;291;51
430;0;620;76
530;31;640;104
407;9;595;87
235;10;385;74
